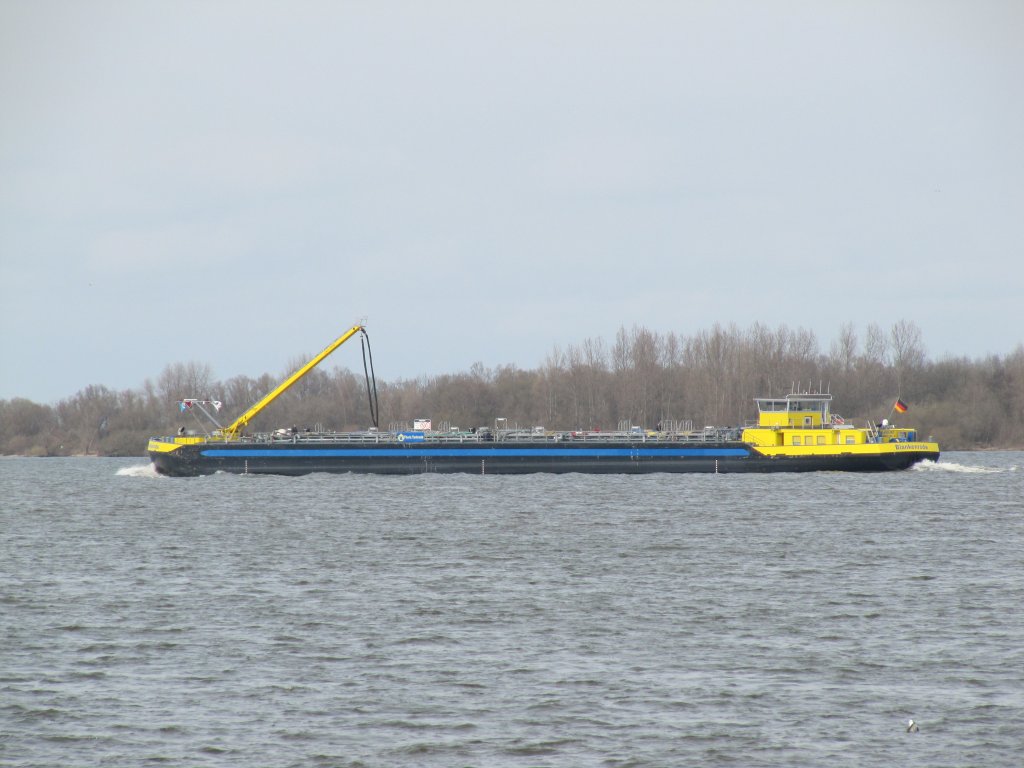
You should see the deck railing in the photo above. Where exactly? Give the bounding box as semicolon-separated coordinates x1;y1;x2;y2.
158;426;744;446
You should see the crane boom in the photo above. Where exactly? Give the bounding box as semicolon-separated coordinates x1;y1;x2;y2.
220;324;364;439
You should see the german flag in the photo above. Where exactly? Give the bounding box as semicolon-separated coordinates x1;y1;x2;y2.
894;398;908;413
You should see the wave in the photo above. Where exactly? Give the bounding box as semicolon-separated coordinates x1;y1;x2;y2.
912;459;1005;474
115;463;162;478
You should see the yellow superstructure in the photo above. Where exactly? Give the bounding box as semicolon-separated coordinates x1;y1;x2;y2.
740;393;938;459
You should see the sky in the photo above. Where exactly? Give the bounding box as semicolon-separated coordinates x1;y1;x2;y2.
2;1;1022;404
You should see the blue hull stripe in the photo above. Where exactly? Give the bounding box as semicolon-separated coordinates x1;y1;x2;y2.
200;447;751;459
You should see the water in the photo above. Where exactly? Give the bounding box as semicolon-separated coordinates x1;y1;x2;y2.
2;453;1022;767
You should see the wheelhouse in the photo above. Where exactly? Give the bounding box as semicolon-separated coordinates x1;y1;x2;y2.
754;393;832;428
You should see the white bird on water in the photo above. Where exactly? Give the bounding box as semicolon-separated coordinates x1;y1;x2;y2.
907;719;920;733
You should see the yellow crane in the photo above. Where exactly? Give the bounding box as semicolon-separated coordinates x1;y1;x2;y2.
219;324;366;439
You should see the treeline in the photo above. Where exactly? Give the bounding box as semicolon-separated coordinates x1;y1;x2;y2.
2;321;1023;456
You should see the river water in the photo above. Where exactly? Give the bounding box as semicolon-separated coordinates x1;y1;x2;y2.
2;454;1022;767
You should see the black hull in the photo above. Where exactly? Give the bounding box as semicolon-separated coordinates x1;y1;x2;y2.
150;442;939;477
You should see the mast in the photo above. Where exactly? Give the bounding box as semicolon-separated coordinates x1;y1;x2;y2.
220;324;364;439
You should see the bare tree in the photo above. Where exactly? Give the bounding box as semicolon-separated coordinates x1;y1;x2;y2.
864;324;890;367
830;322;858;373
539;346;566;425
157;362;215;405
890;319;926;391
0;398;58;455
56;385;119;455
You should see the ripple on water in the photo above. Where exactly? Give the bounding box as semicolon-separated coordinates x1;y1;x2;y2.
0;455;1022;766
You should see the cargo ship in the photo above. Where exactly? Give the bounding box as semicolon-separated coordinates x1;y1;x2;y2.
147;325;940;476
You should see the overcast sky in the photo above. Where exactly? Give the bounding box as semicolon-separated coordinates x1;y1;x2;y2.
2;1;1022;404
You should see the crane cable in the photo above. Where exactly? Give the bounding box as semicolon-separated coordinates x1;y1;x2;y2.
360;328;380;429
